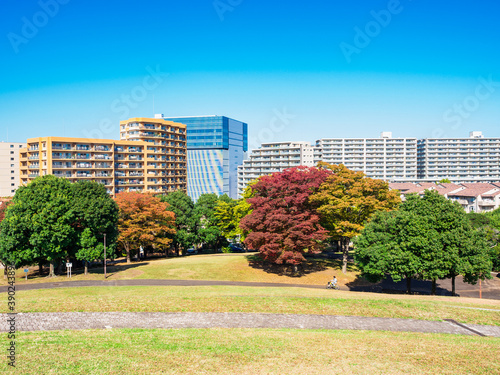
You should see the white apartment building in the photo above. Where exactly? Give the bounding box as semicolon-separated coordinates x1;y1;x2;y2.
0;142;26;197
237;142;316;197
417;131;500;182
315;132;418;181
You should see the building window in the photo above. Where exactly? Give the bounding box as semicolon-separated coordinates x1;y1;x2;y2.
11;177;14;180
11;183;14;186
10;151;14;154
10;158;14;161
11;170;14;173
10;145;14;148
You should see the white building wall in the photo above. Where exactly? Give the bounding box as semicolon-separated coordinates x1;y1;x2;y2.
0;142;26;197
315;133;418;181
417;132;500;182
237;141;316;197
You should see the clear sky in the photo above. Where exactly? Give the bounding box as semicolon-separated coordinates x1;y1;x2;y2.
1;0;499;148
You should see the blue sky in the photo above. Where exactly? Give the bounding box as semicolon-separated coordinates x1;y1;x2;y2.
1;0;499;147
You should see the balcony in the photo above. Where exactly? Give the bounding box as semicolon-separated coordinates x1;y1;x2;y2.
53;145;72;150
52;154;74;160
76;163;92;168
94;155;112;160
95;146;111;152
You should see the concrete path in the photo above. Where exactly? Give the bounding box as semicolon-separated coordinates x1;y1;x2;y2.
1;312;499;337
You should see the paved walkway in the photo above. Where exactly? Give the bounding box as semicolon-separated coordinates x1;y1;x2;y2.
1;312;499;337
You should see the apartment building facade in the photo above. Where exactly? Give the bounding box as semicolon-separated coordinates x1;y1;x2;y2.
417;131;500;182
163;115;247;200
237;141;315;197
315;132;418;181
0;142;26;197
20;118;186;195
119;117;187;194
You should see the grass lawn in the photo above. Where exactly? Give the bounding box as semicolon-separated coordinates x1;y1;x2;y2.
6;285;500;325
2;254;358;286
3;328;499;374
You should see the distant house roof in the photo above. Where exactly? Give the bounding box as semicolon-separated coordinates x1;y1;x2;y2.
390;182;500;199
448;183;500;198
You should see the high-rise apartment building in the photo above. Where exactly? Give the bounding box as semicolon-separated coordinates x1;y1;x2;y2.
237;142;316;197
20;118;186;195
162;115;248;200
119;117;187;193
315;132;418;181
0;142;26;197
417;131;500;182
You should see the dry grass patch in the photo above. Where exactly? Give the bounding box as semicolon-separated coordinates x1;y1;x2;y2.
3;328;499;374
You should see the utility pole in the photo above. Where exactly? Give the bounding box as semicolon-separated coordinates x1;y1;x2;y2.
104;233;107;279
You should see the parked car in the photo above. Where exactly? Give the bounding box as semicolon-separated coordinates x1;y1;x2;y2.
229;243;246;253
186;248;198;255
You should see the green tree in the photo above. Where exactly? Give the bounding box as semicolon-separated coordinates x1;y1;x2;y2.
214;194;252;244
310;163;401;274
194;194;227;251
354;210;432;294
403;191;491;294
76;228;103;275
438;178;452;184
161;190;198;256
356;191;492;295
72;181;119;272
0;176;76;276
471;210;500;271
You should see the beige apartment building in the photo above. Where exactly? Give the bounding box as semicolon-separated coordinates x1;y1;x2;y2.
20;118;187;195
0;142;26;197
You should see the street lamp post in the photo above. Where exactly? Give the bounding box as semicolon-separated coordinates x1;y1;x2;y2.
103;233;107;279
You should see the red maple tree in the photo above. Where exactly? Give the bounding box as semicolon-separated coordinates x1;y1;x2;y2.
240;167;331;267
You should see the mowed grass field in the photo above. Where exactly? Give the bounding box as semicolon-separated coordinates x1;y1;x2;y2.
1;254;499;373
2;328;499;375
5;286;500;325
2;253;358;286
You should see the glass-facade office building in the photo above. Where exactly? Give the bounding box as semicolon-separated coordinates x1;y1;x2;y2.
163;116;248;200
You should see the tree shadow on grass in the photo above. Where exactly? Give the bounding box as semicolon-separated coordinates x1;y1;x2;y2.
345;274;452;296
25;261;149;280
245;254;356;277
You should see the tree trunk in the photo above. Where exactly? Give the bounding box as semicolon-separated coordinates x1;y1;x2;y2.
49;262;55;277
406;277;412;294
342;238;349;274
57;261;63;275
451;275;456;296
84;261;88;275
125;243;131;264
431;279;437;295
39;262;43;276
